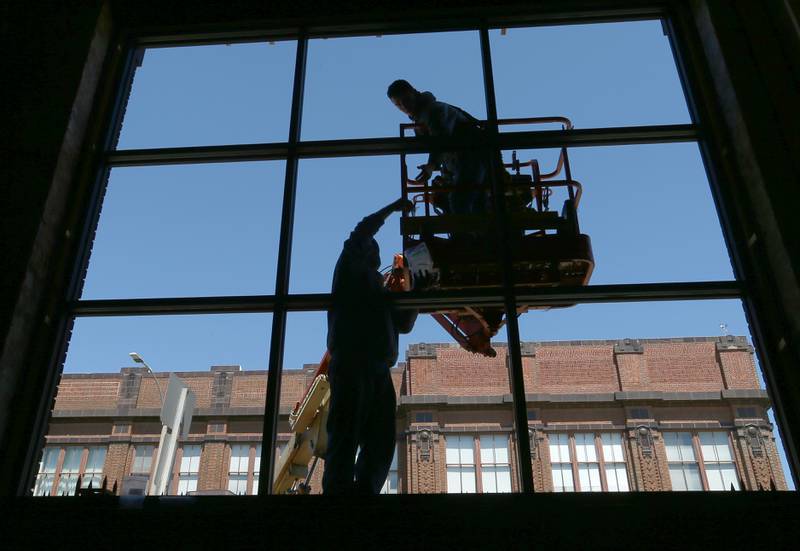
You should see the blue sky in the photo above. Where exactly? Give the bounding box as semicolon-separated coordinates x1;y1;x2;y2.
62;21;793;486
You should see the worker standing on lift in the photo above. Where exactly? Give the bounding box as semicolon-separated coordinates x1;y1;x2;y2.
387;79;489;216
322;198;419;495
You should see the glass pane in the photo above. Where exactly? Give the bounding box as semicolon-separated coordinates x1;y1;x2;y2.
292;156;423;293
447;468;463;493
685;464;703;490
303;31;485;140
446;441;461;464
275;310;518;495
34;475;55;497
700;431;732;461
578;464;602;492
496;466;513;493
382;471;399;494
490;20;690;129
460;467;477;494
36;313;270;497
669;465;688;491
181;445;201;472
58;474;80;496
602;434;624;463
494;436;510;464
606;464;630;492
519;299;791;492
85;447;106;472
82;162;285;299
177;476;198;495
575;433;597;462
132;446;154;474
552;464;574;492
664;433;681;462
482;466;498;493
228;475;248;495
39;448;59;474
229;444;250;473
720;464;740;491
679;435;697;463
459;436;475;464
480;435;494;464
549;433;570;463
117;41;296;149
502;143;733;287
705;463;725;491
62;448;82;473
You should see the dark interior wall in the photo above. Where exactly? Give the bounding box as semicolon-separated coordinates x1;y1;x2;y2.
0;1;107;448
681;0;800;479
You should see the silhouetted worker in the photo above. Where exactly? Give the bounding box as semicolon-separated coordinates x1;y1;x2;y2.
322;198;419;495
388;79;489;216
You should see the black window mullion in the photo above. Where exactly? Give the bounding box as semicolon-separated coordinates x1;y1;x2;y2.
479;25;535;494
103;124;699;167
260;34;308;495
67;280;743;317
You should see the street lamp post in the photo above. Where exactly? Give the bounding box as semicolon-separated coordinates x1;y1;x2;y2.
129;352;165;406
128;352;168;496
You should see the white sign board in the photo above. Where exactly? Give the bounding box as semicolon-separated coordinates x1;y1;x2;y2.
149;374;196;495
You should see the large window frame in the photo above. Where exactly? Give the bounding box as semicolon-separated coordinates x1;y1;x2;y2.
33;446;108;497
547;433;630;493
16;2;797;497
665;431;742;491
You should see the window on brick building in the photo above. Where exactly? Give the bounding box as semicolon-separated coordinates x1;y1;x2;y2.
131;445;154;476
228;444;251;495
602;434;630;492
480;435;512;493
699;432;740;491
33;447;59;497
33;446;108;497
253;444;262;495
176;445;201;495
446;435;477;494
549;433;629;492
380;449;399;494
665;431;742;491
575;433;603;492
82;447;107;489
664;432;703;491
56;448;84;496
549;434;575;492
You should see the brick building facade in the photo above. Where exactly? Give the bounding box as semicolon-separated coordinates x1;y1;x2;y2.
33;336;787;496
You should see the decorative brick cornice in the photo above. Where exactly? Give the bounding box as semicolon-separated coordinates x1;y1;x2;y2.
211;368;236;409
715;335;754;352
614;339;644;354
520;342;536;357
407;343;437;358
117;369;145;407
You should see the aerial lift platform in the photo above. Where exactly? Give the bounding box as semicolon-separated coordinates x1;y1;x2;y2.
273;116;593;493
400;116;594;357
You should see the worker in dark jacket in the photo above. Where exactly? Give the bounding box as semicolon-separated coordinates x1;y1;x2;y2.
388;79;489;216
322;198;419;495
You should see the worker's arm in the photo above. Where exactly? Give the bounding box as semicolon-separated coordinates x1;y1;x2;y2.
349;198;413;241
341;199;413;270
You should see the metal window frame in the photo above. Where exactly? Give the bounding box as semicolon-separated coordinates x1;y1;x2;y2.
21;2;794;498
